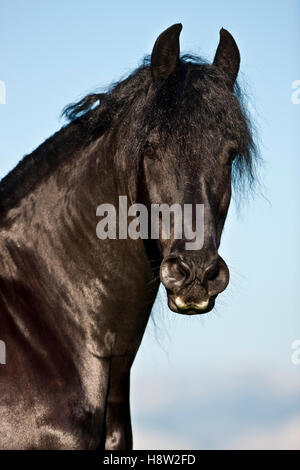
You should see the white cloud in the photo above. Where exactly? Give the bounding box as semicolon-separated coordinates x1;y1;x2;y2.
226;415;300;450
133;427;192;450
131;366;300;449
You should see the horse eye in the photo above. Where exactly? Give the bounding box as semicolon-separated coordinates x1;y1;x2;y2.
144;146;155;157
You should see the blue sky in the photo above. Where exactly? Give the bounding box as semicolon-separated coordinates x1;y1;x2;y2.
0;0;299;449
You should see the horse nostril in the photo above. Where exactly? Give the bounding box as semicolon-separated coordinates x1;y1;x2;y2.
206;257;230;295
205;264;219;282
160;256;193;290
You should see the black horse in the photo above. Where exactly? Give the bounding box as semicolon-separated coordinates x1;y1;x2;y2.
0;24;256;449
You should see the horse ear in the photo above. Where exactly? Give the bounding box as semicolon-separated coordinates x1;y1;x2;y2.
151;23;182;81
213;28;240;89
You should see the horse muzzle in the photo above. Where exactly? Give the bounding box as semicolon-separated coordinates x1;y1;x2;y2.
160;253;229;315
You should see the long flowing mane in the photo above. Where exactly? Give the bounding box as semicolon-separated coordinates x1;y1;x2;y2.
63;54;259;193
0;54;258;216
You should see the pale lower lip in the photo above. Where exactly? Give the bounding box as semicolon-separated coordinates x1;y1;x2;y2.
174;296;210;311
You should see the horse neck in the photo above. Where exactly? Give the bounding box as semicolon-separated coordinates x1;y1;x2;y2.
0;132;159;393
2;128;152;296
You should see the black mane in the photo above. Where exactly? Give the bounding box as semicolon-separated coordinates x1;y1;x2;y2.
0;54;258;215
63;54;259;195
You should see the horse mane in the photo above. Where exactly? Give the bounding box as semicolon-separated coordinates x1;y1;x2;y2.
63;54;259;197
0;54;259;216
0;95;112;216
